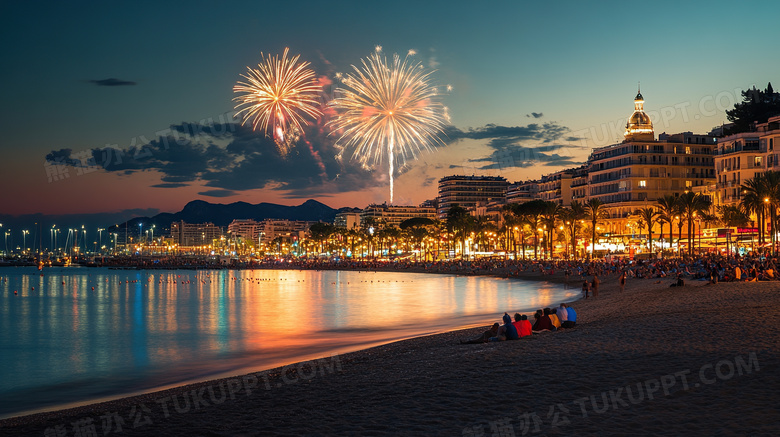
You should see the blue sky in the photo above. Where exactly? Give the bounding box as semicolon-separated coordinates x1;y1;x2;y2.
1;0;778;215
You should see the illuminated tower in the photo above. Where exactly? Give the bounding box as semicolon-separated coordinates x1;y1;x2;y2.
624;86;654;142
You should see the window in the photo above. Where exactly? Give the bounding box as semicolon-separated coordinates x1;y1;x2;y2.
685;146;691;154
639;180;647;187
686;180;693;188
755;156;763;167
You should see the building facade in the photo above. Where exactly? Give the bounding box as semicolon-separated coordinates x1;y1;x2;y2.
437;175;509;218
360;204;436;228
227;219;261;241
587;91;716;234
170;221;223;247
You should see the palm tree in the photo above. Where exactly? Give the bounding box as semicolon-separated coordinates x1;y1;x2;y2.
676;192;711;256
584;198;609;259
635;207;659;252
472;216;495;253
541;201;560;259
400;217;433;261
446;205;472;258
519;200;548;259
559;201;587;259
760;171;780;255
655;194;678;253
740;176;767;245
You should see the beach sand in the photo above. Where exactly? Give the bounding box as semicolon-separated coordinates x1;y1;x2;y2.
1;273;778;436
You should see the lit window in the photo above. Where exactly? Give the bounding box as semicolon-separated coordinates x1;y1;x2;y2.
639;180;647;187
685;147;692;154
755;156;763;167
686;180;693;188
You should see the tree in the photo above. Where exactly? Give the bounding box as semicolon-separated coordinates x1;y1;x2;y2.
541;201;560;259
635;207;659;252
676;192;711;256
559;201;587;259
518;200;548;259
309;222;335;255
725;82;780;135
741;174;769;245
446;205;473;258
400;217;433;261
655;194;678;253
584;198;609;259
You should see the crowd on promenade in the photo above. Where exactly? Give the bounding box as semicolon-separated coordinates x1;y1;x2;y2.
81;252;780;285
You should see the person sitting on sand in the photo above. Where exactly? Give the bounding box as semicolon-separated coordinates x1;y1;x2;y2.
563;304;577;328
545;307;562;329
490;313;519;341
532;309;555;332
512;313;533;337
556;303;568;324
460;323;499;344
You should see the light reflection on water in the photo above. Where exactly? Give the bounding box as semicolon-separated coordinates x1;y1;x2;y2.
0;267;578;418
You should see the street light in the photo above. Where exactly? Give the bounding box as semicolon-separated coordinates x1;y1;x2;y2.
22;230;29;255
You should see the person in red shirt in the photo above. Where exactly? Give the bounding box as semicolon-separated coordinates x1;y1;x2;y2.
512;313;533;337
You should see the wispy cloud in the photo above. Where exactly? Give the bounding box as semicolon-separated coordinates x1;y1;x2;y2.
88;78;137;86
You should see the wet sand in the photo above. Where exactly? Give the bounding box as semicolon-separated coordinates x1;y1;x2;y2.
1;273;778;436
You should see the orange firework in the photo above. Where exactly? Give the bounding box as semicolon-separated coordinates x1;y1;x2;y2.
233;48;323;156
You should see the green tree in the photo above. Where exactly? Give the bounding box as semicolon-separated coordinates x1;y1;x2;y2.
635;207;659;252
446;205;473;258
676;192;711;255
725;82;780;134
584;198;609;259
559;201;587;259
655;194;679;253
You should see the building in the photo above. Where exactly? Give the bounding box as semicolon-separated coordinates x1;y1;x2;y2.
538;169;574;206
170;221;223;247
714;115;780;207
334;210;362;229
257;219;312;243
587;90;716;233
227;219;262;241
506;180;539;204
360;203;436;228
437;175;509;218
570;165;589;203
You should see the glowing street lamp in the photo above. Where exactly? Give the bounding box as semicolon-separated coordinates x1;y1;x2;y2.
22;230;29;254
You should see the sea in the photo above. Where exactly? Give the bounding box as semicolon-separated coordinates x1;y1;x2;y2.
0;266;578;418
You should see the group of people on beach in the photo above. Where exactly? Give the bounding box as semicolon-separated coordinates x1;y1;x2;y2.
460;303;577;344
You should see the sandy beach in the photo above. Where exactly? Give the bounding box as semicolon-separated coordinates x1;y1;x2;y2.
1;271;778;436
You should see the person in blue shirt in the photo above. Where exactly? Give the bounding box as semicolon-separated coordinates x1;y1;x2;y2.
491;313;519;341
562;304;577;328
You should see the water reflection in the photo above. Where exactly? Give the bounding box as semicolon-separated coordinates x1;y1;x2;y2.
0;267;578;418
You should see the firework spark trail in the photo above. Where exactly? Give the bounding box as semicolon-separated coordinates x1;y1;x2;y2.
328;47;449;203
233;48;323;156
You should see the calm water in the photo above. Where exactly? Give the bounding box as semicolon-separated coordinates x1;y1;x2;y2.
0;267;578;418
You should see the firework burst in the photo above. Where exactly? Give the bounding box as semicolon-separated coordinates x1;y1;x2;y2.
328;47;449;203
233;48;323;156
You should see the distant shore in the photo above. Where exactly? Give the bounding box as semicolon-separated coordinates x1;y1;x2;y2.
2;270;778;436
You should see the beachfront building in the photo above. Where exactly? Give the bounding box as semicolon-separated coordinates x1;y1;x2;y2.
360;203;436;228
170;221;223;247
227;219;262;241
506;180;539;204
257;219;312;243
587;90;716;248
713;115;780;208
538;169;574;206
437;175;509;218
334;210;362;230
571;165;589;203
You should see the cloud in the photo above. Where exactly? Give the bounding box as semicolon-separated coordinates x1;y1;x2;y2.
445;122;587;171
89;78;137;86
198;189;237;197
45;117;585;196
526;112;544;118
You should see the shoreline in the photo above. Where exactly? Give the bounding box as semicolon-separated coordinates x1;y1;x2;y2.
3;272;777;435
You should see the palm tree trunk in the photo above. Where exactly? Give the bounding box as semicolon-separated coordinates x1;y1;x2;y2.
591;222;596;260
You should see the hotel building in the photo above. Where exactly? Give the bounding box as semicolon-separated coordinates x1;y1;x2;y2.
360;204;436;228
587;90;716;233
437;175;509;218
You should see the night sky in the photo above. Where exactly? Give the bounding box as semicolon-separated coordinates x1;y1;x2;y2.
1;0;778;218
